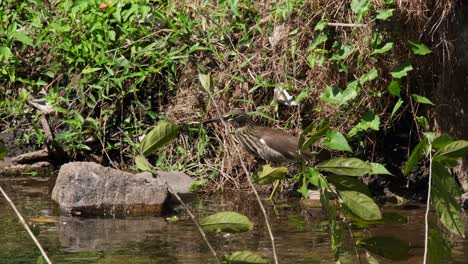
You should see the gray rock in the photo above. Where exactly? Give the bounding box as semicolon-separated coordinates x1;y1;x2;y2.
156;171;196;194
52;162;168;217
461;192;468;210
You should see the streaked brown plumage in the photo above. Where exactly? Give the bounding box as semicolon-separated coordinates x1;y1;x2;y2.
206;109;325;163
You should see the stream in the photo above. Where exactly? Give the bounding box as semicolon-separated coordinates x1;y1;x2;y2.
0;176;467;264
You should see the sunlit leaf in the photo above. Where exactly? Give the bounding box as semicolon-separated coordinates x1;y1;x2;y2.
140;121;179;156
316;157;372;176
361;236;410;260
434;140;468;160
431;161;465;237
408;40;432;55
376;8;395;20
323;129;352;152
135;155;153;172
391;98;404;118
359;68;378;85
403;138;428;176
327;174;370;195
351;0;371;22
198;73;212;93
369;163;393;175
314;18;328;31
253;164;288;185
11;32;34;46
0;143;8;160
200;211;253;233
371;41;393;55
81;67;101;74
390;62;413;79
387;79;400;97
319;85;358;106
339;190;382;220
223;251;267;264
0;46;13;62
190;178;209;191
348;111;380;137
428;225;452;264
412;94;434;105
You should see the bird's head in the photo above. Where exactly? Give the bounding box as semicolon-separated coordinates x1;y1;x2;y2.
204;109;254;127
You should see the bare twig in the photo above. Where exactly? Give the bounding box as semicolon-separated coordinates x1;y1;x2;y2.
327;22;368;27
423;142;433;264
207;91;279;264
0;186;52;264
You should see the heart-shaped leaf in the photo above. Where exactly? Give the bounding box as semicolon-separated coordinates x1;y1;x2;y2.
316;157;372;176
408;40;432;55
253;165;288;185
200;211;253;233
140;121;179;156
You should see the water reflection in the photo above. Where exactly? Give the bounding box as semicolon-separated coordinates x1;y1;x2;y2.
0;176;466;263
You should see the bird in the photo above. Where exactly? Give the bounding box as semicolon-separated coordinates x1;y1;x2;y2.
204;109;329;164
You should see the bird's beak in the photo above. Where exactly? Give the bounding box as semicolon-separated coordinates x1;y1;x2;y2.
203;113;232;124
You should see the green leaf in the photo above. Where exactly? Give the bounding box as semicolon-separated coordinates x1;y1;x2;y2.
319;85;358;106
339;190;382;220
428;226;452;264
431;134;454;150
81;67;101;74
222;251;267;264
348;111;380;137
11;32;34;46
327;174;370;195
300;120;330;151
190;179;209;191
434;140;468;160
407;40;432;55
295;86;313;104
403;138;428;176
140;121;179;156
0;46;13;62
135;155;153;172
371;41;394;55
431;161;465;237
369;163;393;175
361;236;409;260
316;157;372;176
359;68;378;85
388;79;401;97
351;0;372;22
200;211;253;233
390;62;413;79
253;164;288;185
0;143;8;160
198;73;212;93
376;8;395;20
391;98;404;118
323;129;352;152
412;94;434;105
314;18;328;31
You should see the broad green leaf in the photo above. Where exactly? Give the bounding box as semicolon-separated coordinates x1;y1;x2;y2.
387;79;401;97
140;121;179;156
351;0;371;22
323;129;352;152
412;94;434;105
200;211;253;233
316;157;372;176
327;174;370;195
361;236;409;260
253;164;288;185
135;155;153;172
198;73;212;93
348;111;380;137
376;8;395;20
431;161;465;237
0;46;13;62
190;178;209;191
369;163;393;175
428;226;452;264
391;98;404;118
223;251;267;264
314;18;328;31
359;68;378;85
0;143;8;160
339;190;381;220
371;41;393;55
308;32;328;51
407;40;432;55
403;138;428;176
431;134;453;150
300;120;330;151
434;140;468;160
319;86;358;106
390;62;413;79
11;32;34;46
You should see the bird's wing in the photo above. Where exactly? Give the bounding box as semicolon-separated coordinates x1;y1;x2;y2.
257;126;301;160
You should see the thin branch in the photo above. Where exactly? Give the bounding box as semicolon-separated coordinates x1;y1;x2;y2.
327;22;368;27
0;186;52;264
423;143;433;264
207;92;279;264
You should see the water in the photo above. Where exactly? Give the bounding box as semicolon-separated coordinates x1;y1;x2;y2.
0;176;467;264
